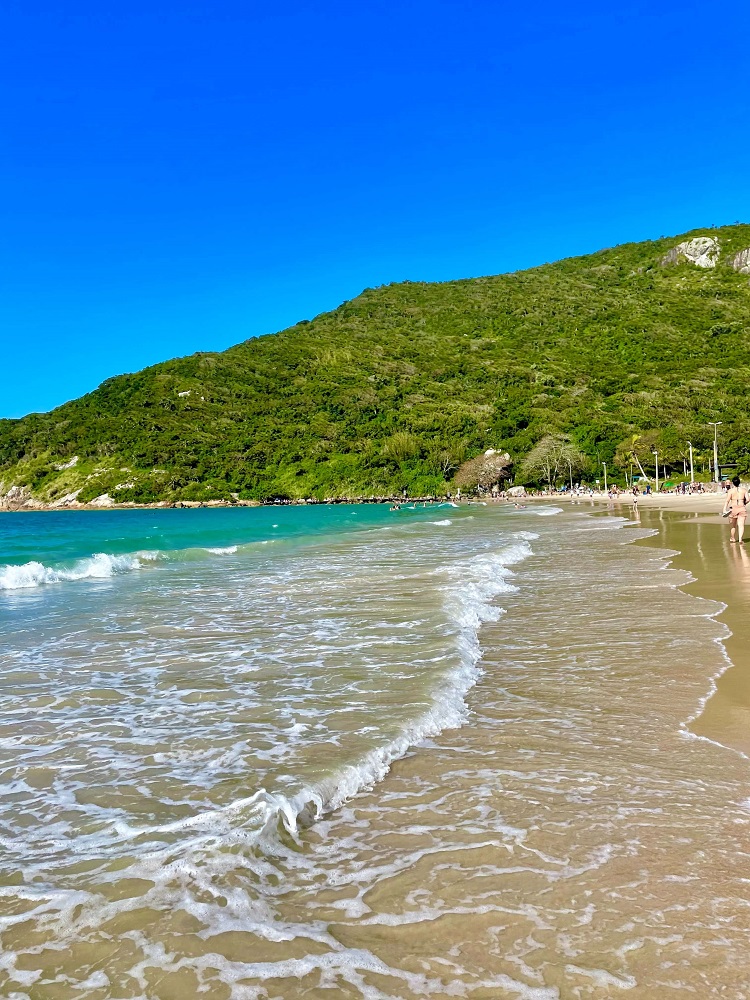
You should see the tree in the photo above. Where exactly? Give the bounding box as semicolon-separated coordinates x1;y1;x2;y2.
429;440;468;477
614;430;682;480
381;431;421;464
614;433;652;480
454;449;512;490
521;435;586;487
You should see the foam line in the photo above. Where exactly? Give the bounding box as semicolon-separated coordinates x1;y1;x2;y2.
197;539;533;844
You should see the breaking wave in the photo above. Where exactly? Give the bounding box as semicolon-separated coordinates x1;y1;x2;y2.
0;541;260;591
0;552;153;590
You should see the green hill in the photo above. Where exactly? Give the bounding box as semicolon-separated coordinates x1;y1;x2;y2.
3;223;750;503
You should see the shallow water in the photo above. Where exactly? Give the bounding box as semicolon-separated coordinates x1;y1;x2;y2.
1;505;748;997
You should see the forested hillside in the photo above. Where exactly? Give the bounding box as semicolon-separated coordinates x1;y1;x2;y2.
3;224;750;503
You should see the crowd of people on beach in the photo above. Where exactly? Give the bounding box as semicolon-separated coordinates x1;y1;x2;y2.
271;477;733;517
383;474;750;552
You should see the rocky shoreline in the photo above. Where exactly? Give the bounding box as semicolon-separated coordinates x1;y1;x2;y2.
0;485;429;513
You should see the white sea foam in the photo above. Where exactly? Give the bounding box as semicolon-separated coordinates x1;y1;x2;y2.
0;509;544;991
534;506;564;515
0;552;149;590
0;540;253;592
431;519;452;526
247;537;533;838
24;534;535;861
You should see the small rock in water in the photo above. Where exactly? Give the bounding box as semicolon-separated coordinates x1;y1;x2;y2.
297;800;319;828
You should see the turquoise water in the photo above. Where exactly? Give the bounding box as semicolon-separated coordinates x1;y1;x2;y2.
0;504;401;573
0;500;532;878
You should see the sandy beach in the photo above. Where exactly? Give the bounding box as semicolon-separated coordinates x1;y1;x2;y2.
632;505;750;760
556;491;750;757
559;491;750;756
3;501;750;996
588;493;750;751
521;489;726;518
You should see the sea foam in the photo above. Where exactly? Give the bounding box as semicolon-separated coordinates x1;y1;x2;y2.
0;552;148;590
241;537;533;840
55;535;535;854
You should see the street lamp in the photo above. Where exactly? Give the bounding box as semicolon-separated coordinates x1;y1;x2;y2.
602;461;607;492
687;440;694;484
708;422;722;483
652;450;659;493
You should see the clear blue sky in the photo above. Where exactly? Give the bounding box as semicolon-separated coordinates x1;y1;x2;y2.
2;0;749;418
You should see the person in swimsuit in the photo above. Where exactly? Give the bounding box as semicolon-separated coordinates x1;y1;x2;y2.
723;476;748;543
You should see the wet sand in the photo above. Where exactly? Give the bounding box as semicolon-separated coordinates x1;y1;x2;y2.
634;506;750;758
280;509;750;997
544;495;750;761
577;494;750;756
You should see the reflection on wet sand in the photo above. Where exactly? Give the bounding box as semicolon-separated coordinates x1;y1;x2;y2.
650;510;750;758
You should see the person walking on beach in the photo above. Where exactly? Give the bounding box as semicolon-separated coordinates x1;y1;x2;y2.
723;476;748;543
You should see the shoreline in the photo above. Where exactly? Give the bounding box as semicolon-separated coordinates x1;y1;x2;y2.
2;482;744;756
2;489;750;993
0;487;729;514
621;503;750;759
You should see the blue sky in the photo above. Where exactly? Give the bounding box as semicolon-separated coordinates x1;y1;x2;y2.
2;0;749;418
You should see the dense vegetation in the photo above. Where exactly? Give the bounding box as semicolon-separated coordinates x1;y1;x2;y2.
3;224;750;503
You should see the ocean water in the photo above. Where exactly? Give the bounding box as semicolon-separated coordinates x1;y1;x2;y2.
0;504;748;998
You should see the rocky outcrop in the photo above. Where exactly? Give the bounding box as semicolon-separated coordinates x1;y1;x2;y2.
51;490;82;508
3;485;30;504
0;485;46;511
661;236;720;269
89;493;115;507
731;248;750;274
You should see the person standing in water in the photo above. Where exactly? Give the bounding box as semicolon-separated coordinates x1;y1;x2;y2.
723;476;749;543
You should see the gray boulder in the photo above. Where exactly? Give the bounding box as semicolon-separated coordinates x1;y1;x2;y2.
731;248;750;274
661;236;720;269
89;493;115;507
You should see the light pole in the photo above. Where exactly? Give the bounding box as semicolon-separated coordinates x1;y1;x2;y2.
708;422;722;483
687;440;694;484
602;462;607;492
652;450;659;493
568;460;573;491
